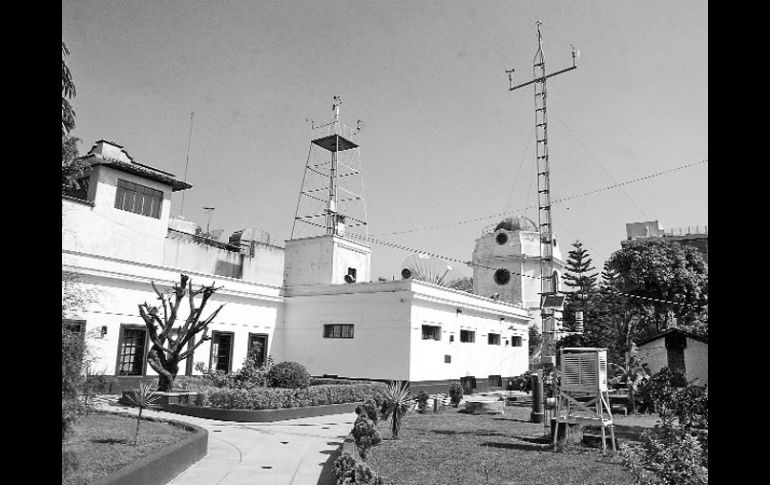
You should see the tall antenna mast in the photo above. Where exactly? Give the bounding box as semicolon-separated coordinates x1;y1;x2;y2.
179;111;194;217
507;21;577;359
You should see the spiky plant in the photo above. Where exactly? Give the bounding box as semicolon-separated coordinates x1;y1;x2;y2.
124;381;162;445
382;381;412;439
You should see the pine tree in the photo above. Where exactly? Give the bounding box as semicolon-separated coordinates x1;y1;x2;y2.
563;241;598;309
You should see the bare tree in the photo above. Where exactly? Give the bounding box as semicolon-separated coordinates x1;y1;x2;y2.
138;274;224;392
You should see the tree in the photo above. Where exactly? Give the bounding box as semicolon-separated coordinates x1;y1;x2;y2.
604;239;708;335
137;274;225;392
447;276;473;293
561;241;599;331
62;41;76;136
61;41;86;191
576;239;708;365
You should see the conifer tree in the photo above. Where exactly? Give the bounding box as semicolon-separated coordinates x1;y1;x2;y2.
561;241;598;331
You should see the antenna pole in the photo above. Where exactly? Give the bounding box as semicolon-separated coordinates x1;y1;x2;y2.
179;111;194;217
507;21;578;359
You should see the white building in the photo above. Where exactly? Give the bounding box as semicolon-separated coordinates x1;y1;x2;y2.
63;140;532;393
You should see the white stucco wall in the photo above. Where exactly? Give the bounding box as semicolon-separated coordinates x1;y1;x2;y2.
638;336;708;384
281;283;413;379
684;337;708;385
638;338;668;376
283;235;371;288
62;165;172;266
63;249;283;376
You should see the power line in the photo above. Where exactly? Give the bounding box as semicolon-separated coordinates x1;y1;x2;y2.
374;159;708;236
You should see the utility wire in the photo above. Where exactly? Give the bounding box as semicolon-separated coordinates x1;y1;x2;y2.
375;159;707;236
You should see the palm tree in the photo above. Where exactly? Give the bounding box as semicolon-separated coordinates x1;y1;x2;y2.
62;41;76;136
124;381;162;445
381;381;412;439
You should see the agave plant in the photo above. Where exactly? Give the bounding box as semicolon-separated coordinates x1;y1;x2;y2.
124;380;163;445
382;381;412;439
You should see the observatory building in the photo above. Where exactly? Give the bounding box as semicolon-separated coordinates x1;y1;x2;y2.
472;216;565;335
63;106;532;393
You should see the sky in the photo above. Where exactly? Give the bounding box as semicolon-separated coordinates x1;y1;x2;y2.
62;0;708;280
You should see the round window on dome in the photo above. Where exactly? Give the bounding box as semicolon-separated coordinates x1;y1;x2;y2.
494;268;511;285
495;232;508;245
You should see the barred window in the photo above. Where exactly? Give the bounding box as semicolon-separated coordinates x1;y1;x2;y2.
488;333;501;345
511;336;523;347
324;324;354;339
460;330;475;343
422;325;441;341
114;179;162;218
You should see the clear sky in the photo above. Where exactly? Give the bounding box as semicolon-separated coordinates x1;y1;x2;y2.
62;0;708;280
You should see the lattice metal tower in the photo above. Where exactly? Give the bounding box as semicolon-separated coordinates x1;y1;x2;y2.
508;21;577;359
291;97;368;240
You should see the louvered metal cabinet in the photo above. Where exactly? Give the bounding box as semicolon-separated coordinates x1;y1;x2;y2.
560;348;608;393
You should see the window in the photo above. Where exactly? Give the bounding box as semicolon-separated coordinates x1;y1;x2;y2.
444;355;452;363
422;325;441;341
117;326;147;376
488;333;501;345
511;336;523;347
209;331;234;372
324;324;354;339
114;179;162;218
460;330;475;343
248;333;268;366
495;232;508;245
494;268;511;285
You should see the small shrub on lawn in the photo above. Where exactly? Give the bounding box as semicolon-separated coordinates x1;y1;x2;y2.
266;361;311;389
448;383;463;407
509;372;534;393
62;399;86;441
333;451;384;485
415;391;429;413
356;399;380;425
352;415;382;460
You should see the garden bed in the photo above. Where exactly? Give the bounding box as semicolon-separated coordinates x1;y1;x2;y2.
62;411;206;485
164;401;361;422
364;406;649;485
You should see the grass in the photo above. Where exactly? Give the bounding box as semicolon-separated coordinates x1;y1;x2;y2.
365;406;659;485
62;411;192;485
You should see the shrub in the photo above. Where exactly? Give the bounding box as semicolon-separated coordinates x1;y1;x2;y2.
235;353;274;389
333;451;357;483
355;399;380;425
620;368;708;485
509;372;533;393
197;383;389;410
333;451;384;485
415;390;429;413
352;415;382;460
267;361;311;389
448;383;463;407
62;399;86;441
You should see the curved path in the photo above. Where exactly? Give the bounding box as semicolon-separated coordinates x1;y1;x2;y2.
94;397;355;485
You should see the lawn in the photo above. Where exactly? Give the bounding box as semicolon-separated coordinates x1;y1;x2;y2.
365;405;658;485
62;411;193;485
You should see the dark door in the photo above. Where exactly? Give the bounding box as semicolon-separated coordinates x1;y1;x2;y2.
117;326;147;376
210;332;234;372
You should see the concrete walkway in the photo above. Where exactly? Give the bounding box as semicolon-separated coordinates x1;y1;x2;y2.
94;397;355;485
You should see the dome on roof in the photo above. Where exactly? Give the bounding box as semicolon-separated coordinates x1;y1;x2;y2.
494;216;538;233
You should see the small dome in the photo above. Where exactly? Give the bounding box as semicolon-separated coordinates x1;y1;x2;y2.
494;216;538;233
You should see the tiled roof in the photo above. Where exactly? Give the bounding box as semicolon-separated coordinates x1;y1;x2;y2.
637;327;708;346
79;154;193;192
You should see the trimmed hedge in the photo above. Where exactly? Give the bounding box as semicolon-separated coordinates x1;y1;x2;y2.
196;383;389;410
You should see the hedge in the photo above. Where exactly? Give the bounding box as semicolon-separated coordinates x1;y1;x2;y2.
195;383;389;410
